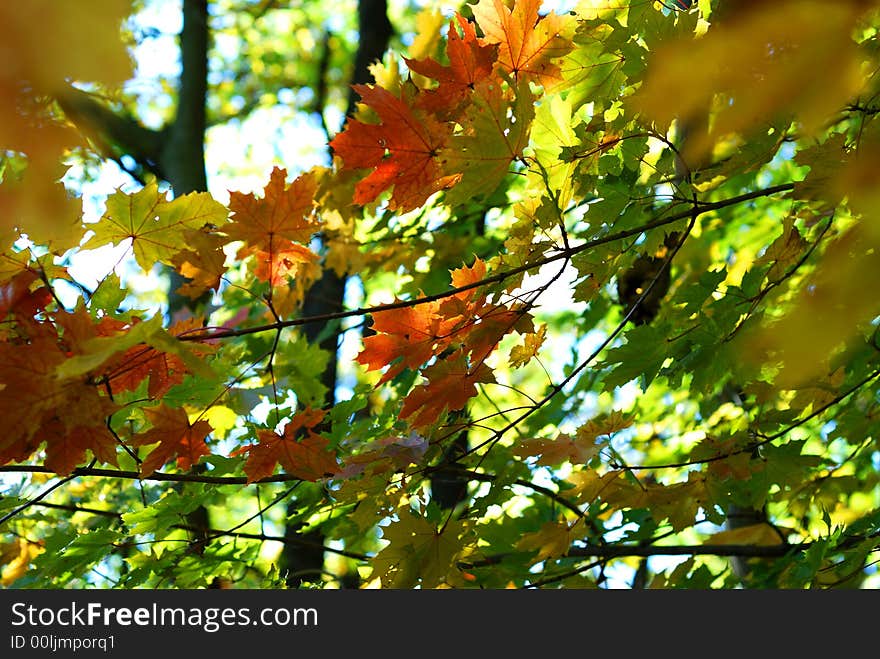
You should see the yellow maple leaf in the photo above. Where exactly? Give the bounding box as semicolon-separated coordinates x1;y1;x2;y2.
371;513;471;588
509;323;547;369
517;519;581;563
83;179;228;272
705;523;784;547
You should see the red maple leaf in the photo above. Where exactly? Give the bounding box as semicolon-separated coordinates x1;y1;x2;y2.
131;404;212;476
0;270;52;321
406;14;498;118
441;257;533;363
329;83;459;211
234;407;337;483
357;258;530;383
400;355;495;428
356;301;456;384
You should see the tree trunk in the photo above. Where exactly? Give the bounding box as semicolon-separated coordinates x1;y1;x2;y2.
278;0;393;589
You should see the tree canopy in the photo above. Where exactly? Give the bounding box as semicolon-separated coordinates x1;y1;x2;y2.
2;0;880;589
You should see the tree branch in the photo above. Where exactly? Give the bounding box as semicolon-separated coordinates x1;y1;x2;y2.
22;501;369;561
183;182;796;343
56;86;163;179
0;464;301;485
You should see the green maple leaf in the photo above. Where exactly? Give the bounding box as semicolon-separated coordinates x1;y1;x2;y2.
83;179;228;271
600;324;668;390
441;78;534;206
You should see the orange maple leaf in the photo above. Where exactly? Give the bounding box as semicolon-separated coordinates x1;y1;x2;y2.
441;258;533;363
106;343;186;399
226;167;319;249
406;14;498;118
471;0;573;89
0;312;124;474
131;404;212;477
357;302;454;384
226;167;321;285
170;227;229;299
252;243;319;288
400;355;495;428
329;83;459;211
234;408;337;483
42;419;119;476
357;258;529;384
0;326;73;457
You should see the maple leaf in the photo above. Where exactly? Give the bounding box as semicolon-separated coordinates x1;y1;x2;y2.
0;329;67;461
54;309;215;390
513;432;599;467
0;250;32;286
464;302;533;365
226;167;319;251
329;83;458;211
509;323;546;368
371;512;470;587
0;308;125;474
449;255;488;300
516;413;632;469
169;227;229;299
357;301;453;384
234;408;337;484
131;404;213;477
104;318;212;399
225;167;321;287
0;270;52;321
517;519;580;563
83;180;229;272
471;0;573;89
705;523;784;547
754;215;808;283
400;356;495;428
336;432;429;479
42;419;119;476
642;473;709;532
405;14;498;118
251;243;319;288
357;258;525;390
441;258;534;363
565;469;627;505
440;79;535;207
53;313;163;380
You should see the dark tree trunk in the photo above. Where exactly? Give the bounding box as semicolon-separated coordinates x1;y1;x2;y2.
278;0;393;589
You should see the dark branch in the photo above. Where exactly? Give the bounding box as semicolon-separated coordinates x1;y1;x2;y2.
182;183;796;343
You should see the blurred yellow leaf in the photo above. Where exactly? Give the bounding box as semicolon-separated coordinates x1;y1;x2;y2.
633;1;866;164
744;223;880;387
1;538;42;586
0;1;132;94
0;0;133;251
705;523;783;547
